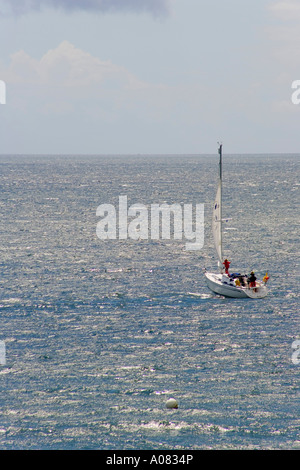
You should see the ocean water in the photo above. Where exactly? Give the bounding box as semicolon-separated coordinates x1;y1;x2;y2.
0;154;299;450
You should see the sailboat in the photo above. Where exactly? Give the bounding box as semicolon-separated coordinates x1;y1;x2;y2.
204;144;269;299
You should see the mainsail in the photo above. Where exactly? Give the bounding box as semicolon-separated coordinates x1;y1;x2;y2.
212;144;223;267
212;180;222;265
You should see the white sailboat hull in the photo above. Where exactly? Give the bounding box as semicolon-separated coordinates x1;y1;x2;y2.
204;272;268;299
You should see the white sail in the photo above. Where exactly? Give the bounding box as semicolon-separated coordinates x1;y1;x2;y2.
212;180;222;265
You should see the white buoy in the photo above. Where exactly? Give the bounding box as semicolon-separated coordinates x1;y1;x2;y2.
166;398;178;409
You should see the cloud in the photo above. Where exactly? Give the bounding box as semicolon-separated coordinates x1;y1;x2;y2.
268;0;300;21
0;40;166;118
265;0;300;69
0;40;178;153
0;0;171;17
2;40;148;87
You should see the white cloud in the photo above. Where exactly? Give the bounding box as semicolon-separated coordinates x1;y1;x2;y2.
2;40;145;87
264;0;300;71
0;40;156;117
0;40;175;153
0;40;216;153
268;0;300;21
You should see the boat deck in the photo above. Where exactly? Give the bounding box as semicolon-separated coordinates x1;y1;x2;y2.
205;272;268;299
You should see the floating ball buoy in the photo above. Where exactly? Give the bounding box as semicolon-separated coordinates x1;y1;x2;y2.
166;398;178;409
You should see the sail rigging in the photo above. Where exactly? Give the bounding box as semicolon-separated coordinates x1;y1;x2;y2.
212;144;223;266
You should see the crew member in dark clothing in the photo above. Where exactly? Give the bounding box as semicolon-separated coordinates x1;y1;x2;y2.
248;271;257;288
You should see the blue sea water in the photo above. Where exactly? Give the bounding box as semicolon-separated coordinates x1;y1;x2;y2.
0;153;299;450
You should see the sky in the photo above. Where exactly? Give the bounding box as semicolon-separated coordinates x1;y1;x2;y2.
0;0;300;154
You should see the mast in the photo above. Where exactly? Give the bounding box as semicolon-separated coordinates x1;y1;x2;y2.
212;143;223;270
218;143;223;265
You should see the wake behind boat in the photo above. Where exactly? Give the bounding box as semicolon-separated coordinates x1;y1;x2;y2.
204;144;269;299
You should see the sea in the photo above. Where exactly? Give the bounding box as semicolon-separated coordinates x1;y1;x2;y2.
0;153;299;450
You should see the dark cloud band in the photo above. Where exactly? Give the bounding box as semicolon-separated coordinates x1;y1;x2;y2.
1;0;171;16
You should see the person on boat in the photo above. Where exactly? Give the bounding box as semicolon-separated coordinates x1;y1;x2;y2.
223;259;231;275
263;272;269;284
248;271;257;288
